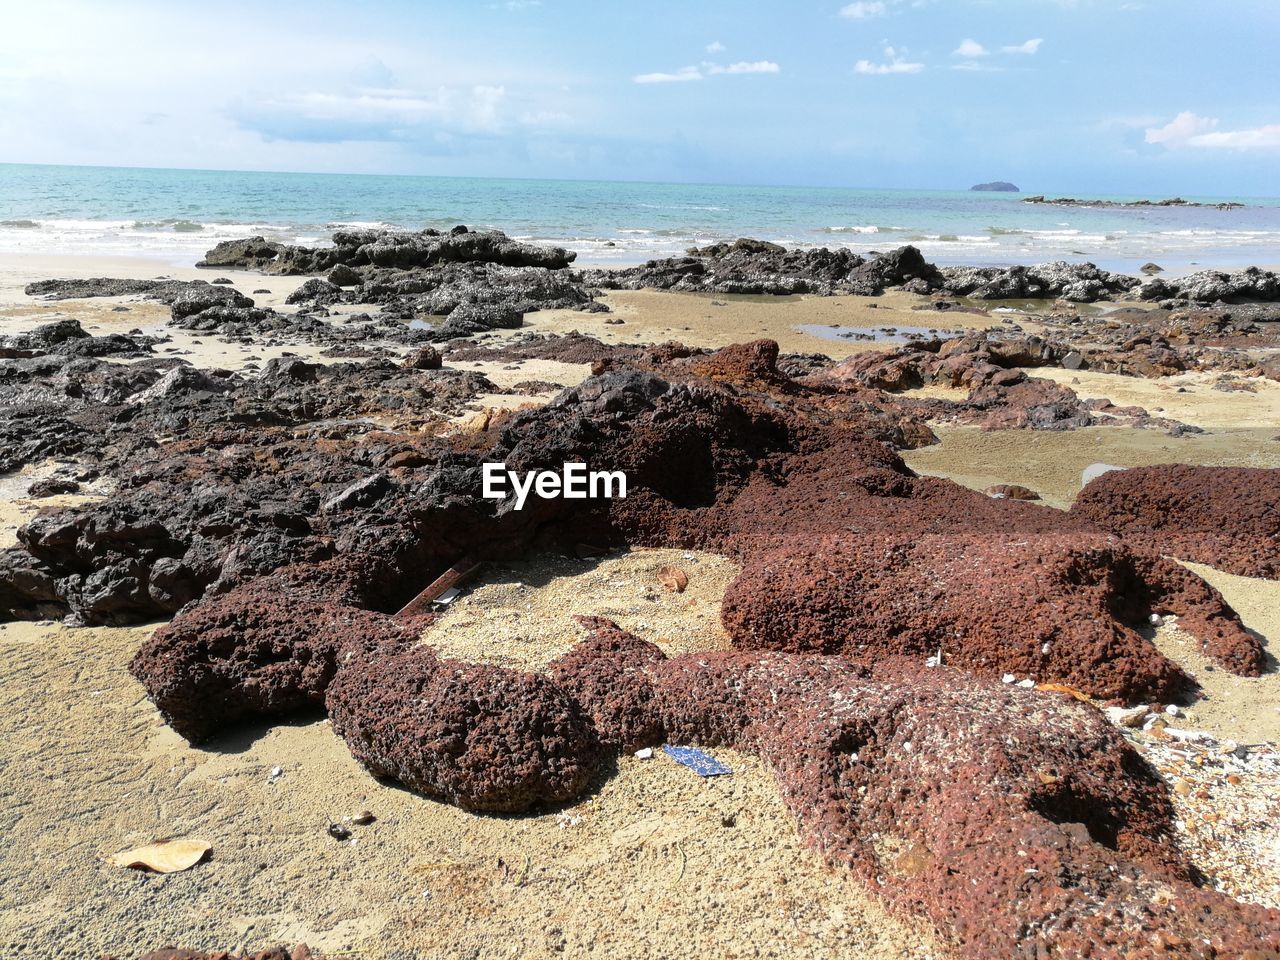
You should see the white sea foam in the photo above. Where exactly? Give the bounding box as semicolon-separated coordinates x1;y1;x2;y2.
0;218;326;260
823;225;882;234
2;214;1278;271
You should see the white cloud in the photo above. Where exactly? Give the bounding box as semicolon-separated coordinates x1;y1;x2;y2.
1002;38;1044;54
855;58;923;74
636;59;780;84
840;1;887;18
952;61;1005;73
1144;111;1219;145
705;40;725;53
954;39;989;57
706;60;780;75
1190;125;1280;150
1146;111;1280;151
633;67;703;84
246;84;512;134
856;41;923;74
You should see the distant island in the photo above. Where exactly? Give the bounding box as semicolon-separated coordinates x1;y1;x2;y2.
970;181;1020;192
1023;195;1245;210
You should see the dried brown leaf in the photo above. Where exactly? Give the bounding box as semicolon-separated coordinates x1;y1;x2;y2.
657;566;688;593
107;838;211;873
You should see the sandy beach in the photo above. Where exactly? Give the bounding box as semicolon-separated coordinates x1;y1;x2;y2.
6;0;1280;951
2;244;1279;959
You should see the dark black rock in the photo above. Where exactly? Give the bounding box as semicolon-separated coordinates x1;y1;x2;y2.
327;264;363;287
1140;267;1280;304
27;477;81;498
938;261;1140;303
197;236;286;270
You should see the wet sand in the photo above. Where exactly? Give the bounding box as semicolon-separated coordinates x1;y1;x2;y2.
520;288;1002;359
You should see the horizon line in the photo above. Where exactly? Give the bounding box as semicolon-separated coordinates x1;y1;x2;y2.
0;160;1269;204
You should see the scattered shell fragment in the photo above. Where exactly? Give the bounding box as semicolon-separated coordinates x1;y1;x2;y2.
1106;704;1151;729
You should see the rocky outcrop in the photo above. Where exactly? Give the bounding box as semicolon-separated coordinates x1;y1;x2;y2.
195;236;287;270
1024;196;1245;210
581;243;942;297
200;226;575;275
720;532;1262;699
10;321;1279;958
132;598;1280;958
25;277;254;314
1072;465;1280;578
1140;265;1280;304
582;241;866;296
938;261;1141;302
129;558;421;741
0;318;154;359
824;333;1196;432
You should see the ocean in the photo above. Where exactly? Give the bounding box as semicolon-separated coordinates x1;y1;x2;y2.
2;162;1279;274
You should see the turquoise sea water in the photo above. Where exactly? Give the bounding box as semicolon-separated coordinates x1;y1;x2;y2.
2;162;1279;273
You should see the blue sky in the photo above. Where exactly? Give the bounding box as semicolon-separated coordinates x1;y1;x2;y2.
1;0;1277;194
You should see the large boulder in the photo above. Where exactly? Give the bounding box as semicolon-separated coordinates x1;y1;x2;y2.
327;648;601;812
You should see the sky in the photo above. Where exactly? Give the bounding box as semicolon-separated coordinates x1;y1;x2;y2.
0;0;1277;195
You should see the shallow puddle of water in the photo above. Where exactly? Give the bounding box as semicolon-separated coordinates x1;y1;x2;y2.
795;323;967;344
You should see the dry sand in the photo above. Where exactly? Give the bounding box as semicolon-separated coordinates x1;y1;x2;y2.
1154;562;1280;745
0;254;334;372
423;549;740;669
0;553;940;960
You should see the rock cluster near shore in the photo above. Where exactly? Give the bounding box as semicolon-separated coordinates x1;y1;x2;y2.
1024;195;1246;210
25;232;1279;361
578;236;1280;306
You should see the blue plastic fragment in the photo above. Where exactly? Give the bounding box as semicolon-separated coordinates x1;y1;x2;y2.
661;744;732;777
